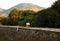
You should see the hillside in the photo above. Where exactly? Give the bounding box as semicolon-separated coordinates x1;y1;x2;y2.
0;8;5;12
0;3;46;17
0;14;8;18
7;3;45;12
0;8;6;14
0;8;8;18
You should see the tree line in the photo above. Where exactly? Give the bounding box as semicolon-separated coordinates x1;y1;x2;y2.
0;0;60;28
0;9;36;26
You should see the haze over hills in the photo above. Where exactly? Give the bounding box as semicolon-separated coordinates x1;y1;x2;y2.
0;8;5;12
0;8;5;14
7;3;45;12
0;3;46;17
0;8;8;18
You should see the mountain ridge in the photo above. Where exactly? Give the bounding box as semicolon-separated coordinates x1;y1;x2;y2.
0;3;46;17
8;3;45;12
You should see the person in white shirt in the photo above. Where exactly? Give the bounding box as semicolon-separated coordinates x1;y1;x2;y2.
26;22;30;27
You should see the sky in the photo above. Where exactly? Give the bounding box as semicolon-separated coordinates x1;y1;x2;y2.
0;0;57;9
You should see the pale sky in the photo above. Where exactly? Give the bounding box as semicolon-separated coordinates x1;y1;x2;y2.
0;0;57;9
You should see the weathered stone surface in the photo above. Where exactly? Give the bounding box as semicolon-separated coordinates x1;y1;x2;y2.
0;27;60;41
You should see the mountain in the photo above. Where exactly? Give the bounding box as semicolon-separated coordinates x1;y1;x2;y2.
0;8;5;14
0;3;46;17
0;14;8;18
7;3;45;12
0;8;5;12
0;8;8;18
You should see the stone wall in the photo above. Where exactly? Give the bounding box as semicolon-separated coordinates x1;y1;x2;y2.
0;27;60;41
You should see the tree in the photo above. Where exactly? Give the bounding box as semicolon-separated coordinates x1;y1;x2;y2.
1;18;9;25
51;0;60;13
33;8;60;27
23;10;36;22
8;8;19;25
9;8;19;21
8;9;36;26
18;10;36;26
31;0;60;27
18;10;24;20
33;9;48;27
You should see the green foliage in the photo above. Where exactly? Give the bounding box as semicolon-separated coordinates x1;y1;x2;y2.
18;10;24;20
34;8;60;27
30;0;60;27
0;18;2;24
51;0;60;13
1;18;9;25
0;36;6;41
23;10;36;22
9;8;19;21
1;18;18;26
18;20;26;26
33;9;48;27
1;8;36;26
1;0;60;27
